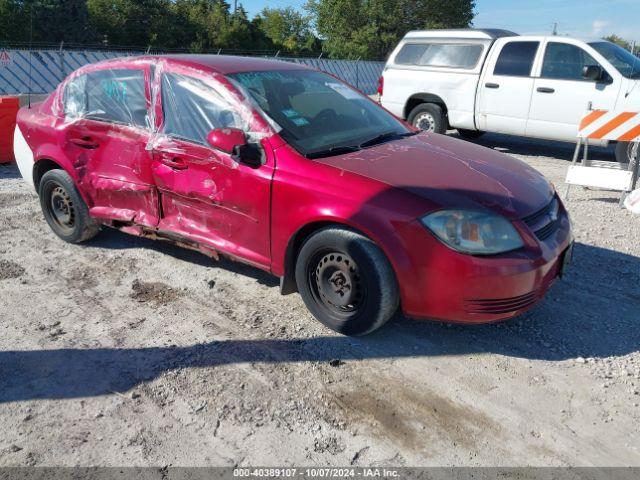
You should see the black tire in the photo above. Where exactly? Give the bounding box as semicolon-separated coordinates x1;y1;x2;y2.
457;128;484;139
295;226;399;336
615;142;639;170
38;169;99;244
407;103;446;134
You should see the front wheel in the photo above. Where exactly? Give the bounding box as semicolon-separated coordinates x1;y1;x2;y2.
615;141;639;170
295;227;399;336
39;169;99;243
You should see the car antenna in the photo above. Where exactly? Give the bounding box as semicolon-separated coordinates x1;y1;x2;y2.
27;5;33;109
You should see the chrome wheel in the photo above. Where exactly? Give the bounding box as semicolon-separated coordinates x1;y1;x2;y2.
414;112;436;132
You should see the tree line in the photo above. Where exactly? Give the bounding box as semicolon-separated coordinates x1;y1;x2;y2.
0;0;476;59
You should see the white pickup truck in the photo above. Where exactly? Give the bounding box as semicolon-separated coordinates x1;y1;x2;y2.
380;29;640;163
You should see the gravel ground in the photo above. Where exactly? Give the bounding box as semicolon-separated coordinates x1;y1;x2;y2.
0;133;639;467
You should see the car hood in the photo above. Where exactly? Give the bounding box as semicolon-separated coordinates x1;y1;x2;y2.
316;133;554;219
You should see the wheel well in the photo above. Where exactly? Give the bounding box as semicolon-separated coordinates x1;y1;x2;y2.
33;159;62;190
281;221;356;295
404;94;448;121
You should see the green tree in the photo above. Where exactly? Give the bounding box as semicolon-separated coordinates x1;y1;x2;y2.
256;6;316;54
306;0;475;59
603;34;639;55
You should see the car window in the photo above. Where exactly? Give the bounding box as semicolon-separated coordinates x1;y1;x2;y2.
83;69;147;127
395;43;483;69
541;43;603;81
229;70;408;156
64;74;87;119
161;73;246;145
494;41;540;77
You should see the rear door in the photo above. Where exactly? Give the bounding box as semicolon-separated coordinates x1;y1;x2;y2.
477;39;541;135
150;67;274;270
62;65;159;226
526;40;621;141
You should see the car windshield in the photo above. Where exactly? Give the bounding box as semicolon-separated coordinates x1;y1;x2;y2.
228;70;412;157
589;41;640;79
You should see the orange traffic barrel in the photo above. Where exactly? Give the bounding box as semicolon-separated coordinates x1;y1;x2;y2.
0;96;20;163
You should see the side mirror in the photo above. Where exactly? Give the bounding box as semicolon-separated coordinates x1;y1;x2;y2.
583;65;605;82
207;128;247;154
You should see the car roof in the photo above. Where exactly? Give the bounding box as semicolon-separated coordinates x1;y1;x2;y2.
112;54;312;74
404;28;518;40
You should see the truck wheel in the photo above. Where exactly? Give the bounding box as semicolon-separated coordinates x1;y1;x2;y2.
39;169;99;244
295;227;399;336
457;129;484;139
408;103;446;134
615;142;638;170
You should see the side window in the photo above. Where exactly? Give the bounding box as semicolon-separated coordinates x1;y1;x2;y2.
161;73;245;145
64;75;87;119
494;41;540;77
84;69;148;127
541;43;603;81
395;43;483;69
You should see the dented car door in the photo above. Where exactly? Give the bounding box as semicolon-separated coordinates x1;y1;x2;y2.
61;65;159;227
150;67;274;270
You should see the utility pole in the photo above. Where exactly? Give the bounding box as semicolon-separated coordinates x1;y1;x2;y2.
552;22;558;36
233;0;237;13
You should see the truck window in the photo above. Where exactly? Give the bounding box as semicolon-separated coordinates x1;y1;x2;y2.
541;43;603;81
395;43;483;69
494;41;540;77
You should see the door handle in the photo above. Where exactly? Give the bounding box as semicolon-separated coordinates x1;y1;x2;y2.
485;82;500;89
537;87;555;94
69;136;99;149
160;155;188;170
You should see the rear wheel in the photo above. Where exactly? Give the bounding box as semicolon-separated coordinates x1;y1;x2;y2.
295;227;399;336
408;103;446;134
39;169;99;243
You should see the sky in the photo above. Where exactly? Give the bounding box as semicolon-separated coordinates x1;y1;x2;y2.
239;0;640;44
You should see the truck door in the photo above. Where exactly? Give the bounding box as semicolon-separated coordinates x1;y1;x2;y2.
477;40;541;135
526;40;621;142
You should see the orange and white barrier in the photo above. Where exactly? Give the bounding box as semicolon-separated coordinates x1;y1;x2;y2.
565;110;639;205
578;110;640;142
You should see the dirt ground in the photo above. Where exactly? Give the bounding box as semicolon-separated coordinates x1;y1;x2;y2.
0;133;639;467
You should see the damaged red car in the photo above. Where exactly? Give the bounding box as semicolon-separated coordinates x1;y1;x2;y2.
14;55;573;335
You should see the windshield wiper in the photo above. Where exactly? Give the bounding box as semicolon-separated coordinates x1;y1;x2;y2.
306;145;361;159
359;130;417;149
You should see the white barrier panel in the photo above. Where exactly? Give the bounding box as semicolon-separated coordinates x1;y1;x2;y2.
565;165;633;191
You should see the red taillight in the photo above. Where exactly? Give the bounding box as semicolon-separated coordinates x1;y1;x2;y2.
377;75;384;97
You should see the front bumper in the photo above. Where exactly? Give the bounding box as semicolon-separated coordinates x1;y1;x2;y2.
397;209;573;324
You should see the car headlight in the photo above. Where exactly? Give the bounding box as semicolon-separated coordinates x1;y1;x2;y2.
420;210;524;255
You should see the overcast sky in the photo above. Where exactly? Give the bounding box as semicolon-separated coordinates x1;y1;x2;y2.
239;0;640;44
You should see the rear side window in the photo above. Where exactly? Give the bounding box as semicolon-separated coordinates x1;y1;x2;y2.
64;69;148;127
395;43;483;69
494;41;540;77
161;73;245;145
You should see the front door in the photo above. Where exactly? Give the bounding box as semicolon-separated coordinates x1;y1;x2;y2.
477;40;541;136
150;68;274;270
61;65;159;226
526;40;621;141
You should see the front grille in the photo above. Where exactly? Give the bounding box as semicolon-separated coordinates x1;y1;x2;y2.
464;290;540;314
522;197;560;241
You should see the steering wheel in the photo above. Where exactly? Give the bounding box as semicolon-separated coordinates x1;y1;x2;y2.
314;109;338;128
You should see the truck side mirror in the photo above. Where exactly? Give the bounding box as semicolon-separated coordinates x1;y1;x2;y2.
582;65;605;82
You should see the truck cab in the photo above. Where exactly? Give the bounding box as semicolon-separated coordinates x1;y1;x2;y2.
380;29;640;163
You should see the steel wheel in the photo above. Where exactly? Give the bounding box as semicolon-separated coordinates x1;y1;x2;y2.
309;251;366;318
47;183;76;235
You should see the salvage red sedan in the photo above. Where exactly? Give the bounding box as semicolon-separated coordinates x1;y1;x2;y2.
13;55;572;335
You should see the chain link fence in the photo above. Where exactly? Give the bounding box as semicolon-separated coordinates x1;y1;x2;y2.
0;47;385;96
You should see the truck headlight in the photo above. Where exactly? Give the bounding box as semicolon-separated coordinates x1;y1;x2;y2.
421;210;524;255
